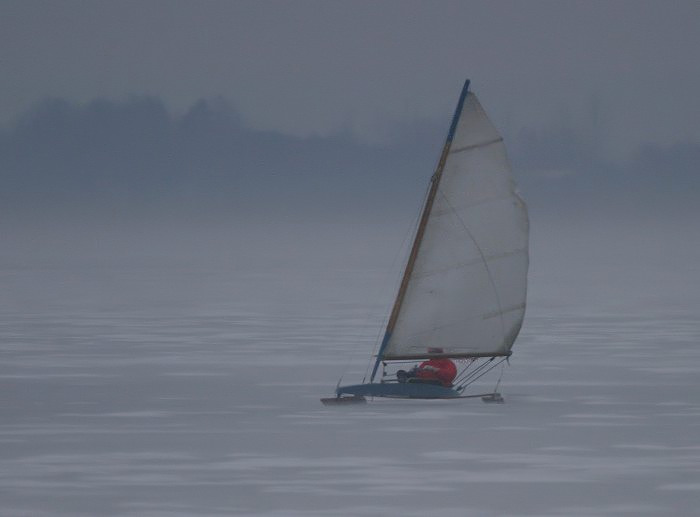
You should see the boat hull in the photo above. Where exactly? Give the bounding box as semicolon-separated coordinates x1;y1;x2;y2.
336;382;460;399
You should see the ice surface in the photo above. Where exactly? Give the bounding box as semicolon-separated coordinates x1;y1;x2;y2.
1;221;699;516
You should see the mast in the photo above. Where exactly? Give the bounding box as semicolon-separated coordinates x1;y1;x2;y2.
370;79;471;382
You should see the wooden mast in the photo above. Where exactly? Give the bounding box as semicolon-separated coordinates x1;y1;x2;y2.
370;79;470;382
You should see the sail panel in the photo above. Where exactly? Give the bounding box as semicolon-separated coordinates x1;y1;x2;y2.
382;92;529;359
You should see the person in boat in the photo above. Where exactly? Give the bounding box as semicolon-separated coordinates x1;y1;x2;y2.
396;347;457;387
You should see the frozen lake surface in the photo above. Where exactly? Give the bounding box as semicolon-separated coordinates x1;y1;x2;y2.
1;222;699;516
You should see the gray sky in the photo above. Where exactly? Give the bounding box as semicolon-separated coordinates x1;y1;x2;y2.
2;1;699;155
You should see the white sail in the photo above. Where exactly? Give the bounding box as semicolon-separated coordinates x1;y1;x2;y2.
381;90;529;359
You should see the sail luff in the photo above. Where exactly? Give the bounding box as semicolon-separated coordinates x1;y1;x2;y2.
369;79;471;381
380;89;529;360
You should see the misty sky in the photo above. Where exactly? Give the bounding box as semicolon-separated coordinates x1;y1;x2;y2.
2;1;699;225
3;1;699;145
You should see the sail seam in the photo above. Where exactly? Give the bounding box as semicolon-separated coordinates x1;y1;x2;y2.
482;303;526;320
450;137;503;155
392;315;508;343
411;248;527;279
431;194;516;216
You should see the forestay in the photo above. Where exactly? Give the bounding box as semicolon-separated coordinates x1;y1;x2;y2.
381;90;529;359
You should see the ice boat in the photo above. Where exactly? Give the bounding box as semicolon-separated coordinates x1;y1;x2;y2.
322;80;529;404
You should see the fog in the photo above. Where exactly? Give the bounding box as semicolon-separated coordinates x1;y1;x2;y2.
2;87;699;515
2;1;700;515
3;2;700;153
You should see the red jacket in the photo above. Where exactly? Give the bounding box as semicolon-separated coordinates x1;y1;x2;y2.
416;358;457;387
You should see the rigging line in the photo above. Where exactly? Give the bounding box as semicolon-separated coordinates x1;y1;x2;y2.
493;361;506;394
455;357;508;391
342;277;388;385
371;125;455;381
361;185;430;383
451;358;476;386
458;358;507;391
438;189;508;344
362;310;389;383
455;355;509;386
454;357;493;386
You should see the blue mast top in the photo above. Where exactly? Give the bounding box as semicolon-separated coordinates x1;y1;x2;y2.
446;79;470;143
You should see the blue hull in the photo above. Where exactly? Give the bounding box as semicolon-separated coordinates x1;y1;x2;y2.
337;382;460;399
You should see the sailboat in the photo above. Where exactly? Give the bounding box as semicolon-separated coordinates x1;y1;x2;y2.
322;80;529;403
